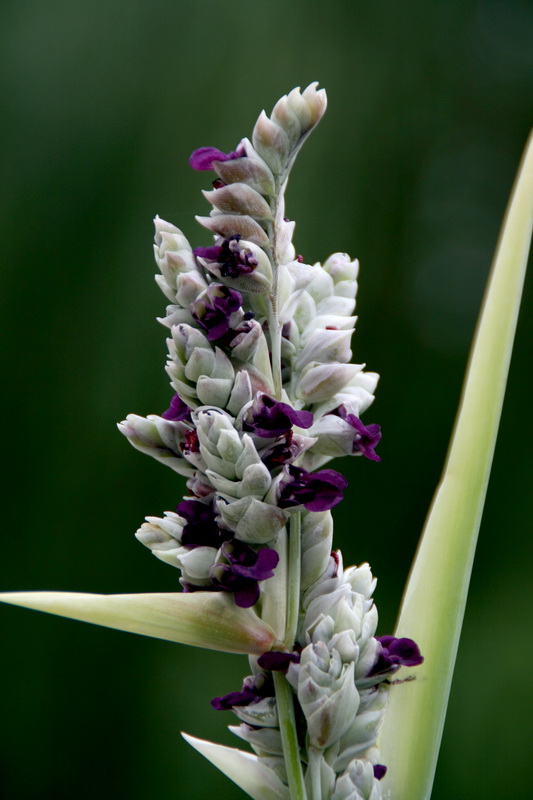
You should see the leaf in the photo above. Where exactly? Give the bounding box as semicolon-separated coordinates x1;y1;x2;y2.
378;131;533;799
182;733;290;800
0;591;277;655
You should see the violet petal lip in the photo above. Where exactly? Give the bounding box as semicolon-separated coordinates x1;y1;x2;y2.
278;466;348;512
161;393;192;421
189;145;245;171
191;285;243;342
244;394;314;438
369;635;424;675
211;673;273;710
194;236;258;279
209;544;279;608
334;404;382;461
176;499;232;549
257;650;301;671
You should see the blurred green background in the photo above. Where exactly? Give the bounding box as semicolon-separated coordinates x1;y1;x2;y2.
1;1;532;798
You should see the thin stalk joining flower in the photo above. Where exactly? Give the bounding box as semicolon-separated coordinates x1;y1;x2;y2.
274;671;308;800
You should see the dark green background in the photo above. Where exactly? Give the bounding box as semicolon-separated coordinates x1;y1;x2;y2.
1;1;532;798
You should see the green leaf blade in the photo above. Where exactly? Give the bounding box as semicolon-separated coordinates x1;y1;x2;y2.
379;130;533;800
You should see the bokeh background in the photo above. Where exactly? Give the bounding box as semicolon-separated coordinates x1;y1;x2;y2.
1;1;532;798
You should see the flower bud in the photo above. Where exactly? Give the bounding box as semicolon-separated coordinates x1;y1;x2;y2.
196;213;269;246
287;82;327;135
232;696;279;728
295;329;353;370
117;414;195;477
216;496;288;543
213;139;276;196
226;369;253;416
229;723;283;757
153;217;200;301
252;111;291;173
291;642;360;749
203;183;272;221
297;363;363;403
175;545;218;582
331;759;381;800
323;252;360;284
334;687;389;772
300;510;334;590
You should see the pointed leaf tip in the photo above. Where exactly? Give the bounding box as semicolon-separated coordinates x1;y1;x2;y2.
0;591;277;655
182;733;290;800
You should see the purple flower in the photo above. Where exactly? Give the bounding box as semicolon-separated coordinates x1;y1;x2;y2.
210;540;279;608
334;405;382;461
257;650;301;672
278;466;348;512
194;235;258;279
243;394;313;438
189;145;245;171
211;673;273;711
161;393;192;422
261;431;300;471
373;765;387;780
369;636;424;676
176;499;232;549
190;284;243;342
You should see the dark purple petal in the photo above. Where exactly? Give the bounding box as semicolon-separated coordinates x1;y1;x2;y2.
191;284;243;342
261;432;297;470
161;393;192;422
234;583;261;608
189;145;245;171
257;651;301;671
369;636;424;676
231;547;279;581
193;244;224;260
373;765;387;780
385;637;424;667
244;394;314;438
211;673;273;711
209;543;279;607
278;466;348;512
211;685;259;710
194;235;258;279
335;405;382;461
177;499;232;549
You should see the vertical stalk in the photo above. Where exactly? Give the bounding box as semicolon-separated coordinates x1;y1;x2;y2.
273;671;307;800
307;748;323;800
268;302;283;399
284;511;302;648
267;171;307;796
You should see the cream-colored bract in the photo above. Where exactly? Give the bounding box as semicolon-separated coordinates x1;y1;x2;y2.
0;590;277;655
182;733;290;800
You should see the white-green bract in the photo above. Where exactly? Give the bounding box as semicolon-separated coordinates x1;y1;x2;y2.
1;85;531;800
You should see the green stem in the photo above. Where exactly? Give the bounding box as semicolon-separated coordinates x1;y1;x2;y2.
273;671;307;800
284;511;301;648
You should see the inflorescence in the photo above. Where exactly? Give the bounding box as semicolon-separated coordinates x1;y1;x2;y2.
119;83;422;800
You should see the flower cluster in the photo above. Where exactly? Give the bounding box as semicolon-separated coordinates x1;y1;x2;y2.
117;83;421;799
